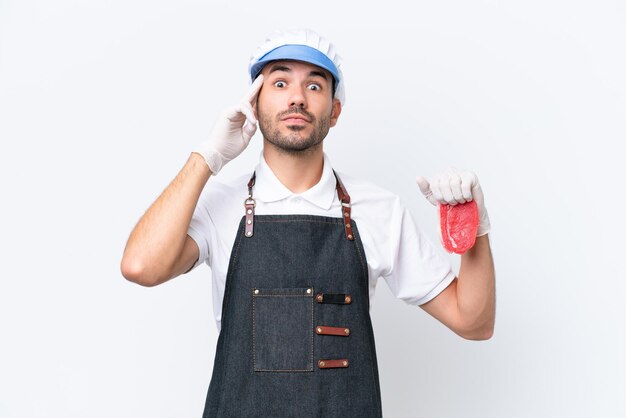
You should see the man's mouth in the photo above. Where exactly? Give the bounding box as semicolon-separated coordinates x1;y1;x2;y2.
282;116;310;124
279;108;313;124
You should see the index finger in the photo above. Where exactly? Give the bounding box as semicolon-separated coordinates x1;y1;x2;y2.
416;176;438;206
246;74;264;104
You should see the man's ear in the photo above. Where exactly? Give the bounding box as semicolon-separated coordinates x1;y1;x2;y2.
329;99;342;127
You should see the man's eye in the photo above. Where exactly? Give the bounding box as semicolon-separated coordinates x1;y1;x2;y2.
307;83;321;91
274;81;286;88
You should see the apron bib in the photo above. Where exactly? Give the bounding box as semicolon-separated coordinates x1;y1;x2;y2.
203;173;383;417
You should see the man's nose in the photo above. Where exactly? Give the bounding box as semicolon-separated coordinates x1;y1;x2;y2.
288;86;307;108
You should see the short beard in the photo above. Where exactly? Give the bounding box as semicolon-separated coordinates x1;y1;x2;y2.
258;106;331;156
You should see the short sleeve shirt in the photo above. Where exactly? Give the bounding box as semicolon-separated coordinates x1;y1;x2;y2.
188;153;456;331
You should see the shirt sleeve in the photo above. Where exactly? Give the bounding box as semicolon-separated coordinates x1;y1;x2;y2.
383;200;456;306
186;191;213;270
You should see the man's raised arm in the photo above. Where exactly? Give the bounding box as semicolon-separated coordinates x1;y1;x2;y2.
120;75;264;286
121;153;211;286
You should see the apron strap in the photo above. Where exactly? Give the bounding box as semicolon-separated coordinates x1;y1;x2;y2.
244;173;257;237
244;170;354;241
333;170;354;241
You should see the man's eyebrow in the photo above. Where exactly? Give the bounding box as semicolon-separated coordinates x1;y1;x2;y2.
267;64;292;74
266;64;330;82
308;70;330;81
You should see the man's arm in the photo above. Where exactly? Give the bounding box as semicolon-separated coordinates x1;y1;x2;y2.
420;234;495;340
121;75;264;287
121;153;211;287
416;168;495;340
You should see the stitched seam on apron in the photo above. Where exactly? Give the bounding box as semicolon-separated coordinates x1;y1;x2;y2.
255;219;343;224
252;291;256;372
352;222;368;279
352;222;383;415
310;292;314;371
216;222;245;413
254;295;311;297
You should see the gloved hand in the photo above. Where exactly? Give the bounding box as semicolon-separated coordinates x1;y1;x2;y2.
416;168;491;237
194;75;264;174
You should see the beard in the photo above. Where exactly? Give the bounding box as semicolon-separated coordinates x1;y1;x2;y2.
258;105;331;155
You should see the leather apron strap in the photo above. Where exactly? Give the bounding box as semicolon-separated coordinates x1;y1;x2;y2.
244;170;355;241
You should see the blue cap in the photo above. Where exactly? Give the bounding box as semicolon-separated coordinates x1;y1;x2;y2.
249;44;340;90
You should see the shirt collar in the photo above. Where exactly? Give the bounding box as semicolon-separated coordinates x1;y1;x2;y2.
253;152;337;210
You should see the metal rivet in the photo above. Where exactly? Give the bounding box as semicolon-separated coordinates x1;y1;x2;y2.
348;234;353;239
316;295;323;303
247;209;252;214
344;328;350;335
319;361;325;367
317;327;322;333
306;288;312;294
246;231;252;236
254;289;259;295
344;211;349;217
345;223;351;228
343;361;348;366
247;219;252;224
345;296;351;304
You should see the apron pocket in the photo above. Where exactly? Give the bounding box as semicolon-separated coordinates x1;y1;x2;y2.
252;287;314;372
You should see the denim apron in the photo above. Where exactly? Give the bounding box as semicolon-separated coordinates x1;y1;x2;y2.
202;172;383;417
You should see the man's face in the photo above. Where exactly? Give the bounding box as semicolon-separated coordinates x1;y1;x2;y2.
256;60;342;154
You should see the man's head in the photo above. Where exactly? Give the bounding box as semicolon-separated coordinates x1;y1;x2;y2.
249;29;344;155
249;29;345;105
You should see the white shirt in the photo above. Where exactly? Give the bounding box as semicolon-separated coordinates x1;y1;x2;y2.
188;153;456;331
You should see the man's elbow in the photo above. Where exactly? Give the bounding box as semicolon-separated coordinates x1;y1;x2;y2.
458;320;495;341
120;257;166;287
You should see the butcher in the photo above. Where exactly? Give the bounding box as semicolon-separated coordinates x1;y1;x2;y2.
121;28;496;417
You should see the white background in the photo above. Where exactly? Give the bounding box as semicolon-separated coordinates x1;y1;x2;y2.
1;1;624;417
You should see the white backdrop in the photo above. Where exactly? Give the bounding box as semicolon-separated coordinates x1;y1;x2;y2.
1;1;624;417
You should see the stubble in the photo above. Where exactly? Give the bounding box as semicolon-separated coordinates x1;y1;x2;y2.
258;106;331;156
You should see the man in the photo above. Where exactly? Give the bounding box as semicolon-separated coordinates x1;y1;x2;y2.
121;29;495;417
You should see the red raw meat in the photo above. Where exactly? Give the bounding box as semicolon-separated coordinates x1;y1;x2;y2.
439;200;479;254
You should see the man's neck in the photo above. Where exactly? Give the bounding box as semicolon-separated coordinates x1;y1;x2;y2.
262;141;325;194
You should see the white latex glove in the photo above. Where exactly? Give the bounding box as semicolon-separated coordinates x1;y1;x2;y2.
416;168;491;237
194;75;264;174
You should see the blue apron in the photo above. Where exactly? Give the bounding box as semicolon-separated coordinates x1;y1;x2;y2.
203;172;383;417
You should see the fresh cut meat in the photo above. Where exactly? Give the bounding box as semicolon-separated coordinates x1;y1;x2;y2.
439;200;479;254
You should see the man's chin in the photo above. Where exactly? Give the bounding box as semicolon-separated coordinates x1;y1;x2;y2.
266;137;321;154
